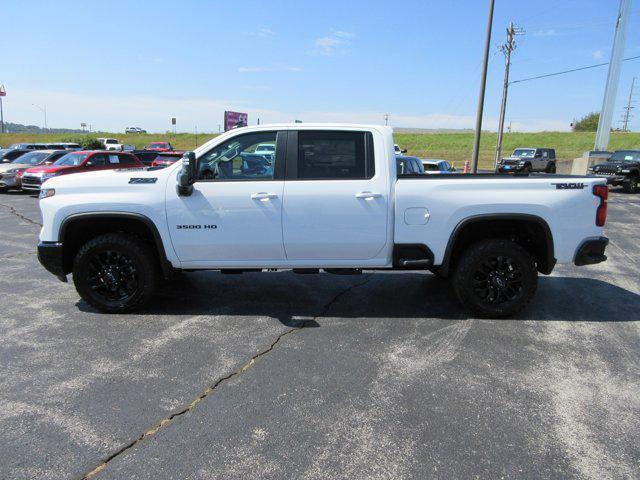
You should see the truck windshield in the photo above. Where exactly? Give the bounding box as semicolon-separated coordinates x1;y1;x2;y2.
609;151;640;162
512;149;535;157
54;153;88;166
105;139;118;144
12;151;48;165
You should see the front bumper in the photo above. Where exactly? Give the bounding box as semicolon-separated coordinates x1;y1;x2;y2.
37;242;68;281
591;173;625;185
21;175;43;191
0;173;19;189
574;237;609;266
497;164;524;173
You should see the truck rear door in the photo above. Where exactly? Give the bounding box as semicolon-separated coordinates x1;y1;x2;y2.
282;130;389;261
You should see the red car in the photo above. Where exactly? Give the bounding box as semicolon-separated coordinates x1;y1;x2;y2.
145;142;173;152
21;150;143;191
150;151;184;168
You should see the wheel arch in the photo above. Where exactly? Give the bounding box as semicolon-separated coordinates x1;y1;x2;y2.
439;213;556;277
59;212;173;279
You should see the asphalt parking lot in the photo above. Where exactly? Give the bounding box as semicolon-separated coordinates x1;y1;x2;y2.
1;189;639;480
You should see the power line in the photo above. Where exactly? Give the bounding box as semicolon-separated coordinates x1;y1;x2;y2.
510;55;640;85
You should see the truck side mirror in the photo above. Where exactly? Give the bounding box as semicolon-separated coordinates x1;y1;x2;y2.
177;151;197;196
401;149;408;154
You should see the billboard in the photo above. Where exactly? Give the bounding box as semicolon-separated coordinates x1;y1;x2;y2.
224;111;248;131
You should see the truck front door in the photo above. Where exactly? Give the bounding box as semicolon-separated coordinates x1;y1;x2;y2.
282;130;389;261
166;130;286;263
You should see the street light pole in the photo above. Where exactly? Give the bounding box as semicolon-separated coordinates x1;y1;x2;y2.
595;0;632;151
32;103;47;131
471;0;495;174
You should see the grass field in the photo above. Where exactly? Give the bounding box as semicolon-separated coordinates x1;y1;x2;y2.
2;131;639;170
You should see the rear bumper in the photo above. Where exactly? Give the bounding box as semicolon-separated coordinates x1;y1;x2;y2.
37;242;67;281
574;237;609;266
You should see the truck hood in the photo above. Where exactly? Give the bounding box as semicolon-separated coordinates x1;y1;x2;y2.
25;165;74;174
43;166;161;191
0;162;35;173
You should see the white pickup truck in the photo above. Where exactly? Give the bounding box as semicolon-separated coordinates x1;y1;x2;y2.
37;124;609;317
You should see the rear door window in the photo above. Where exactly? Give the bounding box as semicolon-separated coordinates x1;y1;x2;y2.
295;131;373;180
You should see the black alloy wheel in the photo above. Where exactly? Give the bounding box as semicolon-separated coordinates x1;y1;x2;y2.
87;250;139;303
453;238;538;318
73;233;160;313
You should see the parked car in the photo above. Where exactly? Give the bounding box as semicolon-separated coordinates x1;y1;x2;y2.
396;155;425;175
8;143;48;150
0;148;31;164
131;150;161;166
421;159;457;174
97;138;134;152
56;143;82;151
145;142;173;152
0;150;67;191
589;149;640;193
37;123;609;318
125;127;147;134
394;144;407;155
22;150;143;191
254;143;276;160
151;152;184;168
497;148;556;174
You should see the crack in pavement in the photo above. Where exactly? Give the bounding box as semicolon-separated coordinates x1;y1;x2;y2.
80;273;373;479
0;202;43;227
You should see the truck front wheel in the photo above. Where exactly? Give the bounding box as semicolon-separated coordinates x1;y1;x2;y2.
623;176;639;193
452;239;537;318
72;233;160;313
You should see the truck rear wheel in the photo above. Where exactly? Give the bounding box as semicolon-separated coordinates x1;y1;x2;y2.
72;233;160;313
452;239;537;318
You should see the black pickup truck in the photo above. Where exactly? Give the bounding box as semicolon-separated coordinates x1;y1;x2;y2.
589;150;640;193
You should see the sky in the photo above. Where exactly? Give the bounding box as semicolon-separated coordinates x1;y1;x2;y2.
2;0;640;133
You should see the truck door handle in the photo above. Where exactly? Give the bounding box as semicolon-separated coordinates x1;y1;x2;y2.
251;192;278;201
355;191;382;199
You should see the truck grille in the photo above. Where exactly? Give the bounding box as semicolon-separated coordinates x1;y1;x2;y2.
594;165;619;174
502;159;520;166
21;175;42;189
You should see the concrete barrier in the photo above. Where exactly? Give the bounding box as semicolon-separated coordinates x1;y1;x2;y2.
556;155;611;175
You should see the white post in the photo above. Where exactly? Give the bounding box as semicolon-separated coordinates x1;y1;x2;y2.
594;0;632;151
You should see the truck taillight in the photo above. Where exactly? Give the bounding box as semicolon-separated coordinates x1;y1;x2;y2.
593;184;608;226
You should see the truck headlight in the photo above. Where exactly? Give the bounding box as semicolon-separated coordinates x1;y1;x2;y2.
39;188;55;199
6;168;20;174
42;172;59;181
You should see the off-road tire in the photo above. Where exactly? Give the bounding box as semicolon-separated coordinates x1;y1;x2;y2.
623;176;639;193
522;164;532;174
72;233;160;313
545;162;556;174
452;239;537;318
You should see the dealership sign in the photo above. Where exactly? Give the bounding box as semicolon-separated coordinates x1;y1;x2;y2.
224;111;248;131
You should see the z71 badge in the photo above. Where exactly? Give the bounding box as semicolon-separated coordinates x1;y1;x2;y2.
552;182;585;190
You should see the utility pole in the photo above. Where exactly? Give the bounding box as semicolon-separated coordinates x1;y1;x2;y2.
621;76;635;132
0;85;6;134
494;22;525;167
384;113;389;126
471;0;495;173
595;0;632;150
32;103;47;131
